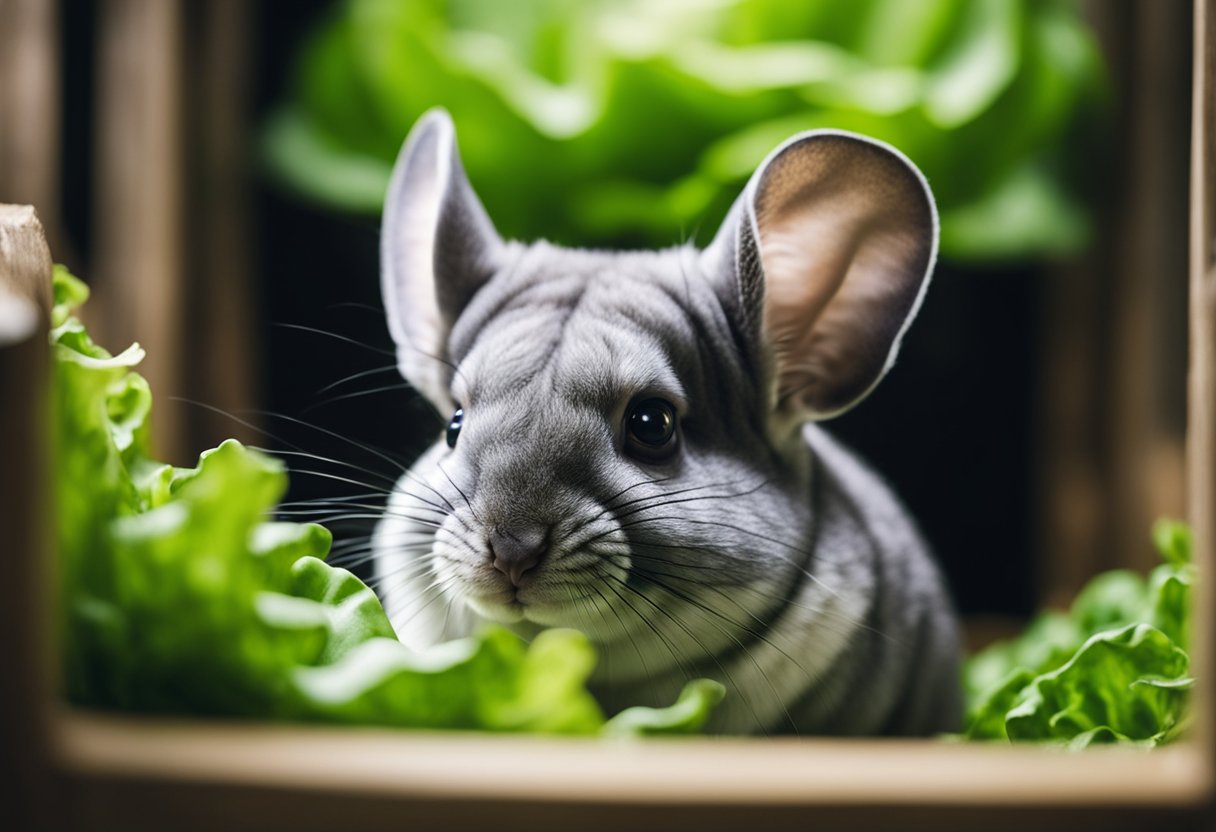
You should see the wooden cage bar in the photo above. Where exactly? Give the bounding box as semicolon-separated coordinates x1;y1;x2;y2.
1191;0;1216;776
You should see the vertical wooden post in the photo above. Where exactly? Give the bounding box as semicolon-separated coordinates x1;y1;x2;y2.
1106;0;1192;576
187;0;260;449
1189;0;1216;774
1039;0;1192;606
0;205;54;832
0;0;63;255
92;0;186;463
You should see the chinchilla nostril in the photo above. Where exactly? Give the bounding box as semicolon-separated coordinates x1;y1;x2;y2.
488;526;548;587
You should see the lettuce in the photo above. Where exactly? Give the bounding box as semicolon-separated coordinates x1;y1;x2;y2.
53;266;722;734
262;0;1105;262
964;520;1193;746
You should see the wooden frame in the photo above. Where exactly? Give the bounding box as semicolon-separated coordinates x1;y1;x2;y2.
2;2;1215;829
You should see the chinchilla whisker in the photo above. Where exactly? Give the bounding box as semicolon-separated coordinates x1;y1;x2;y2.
362;555;444;586
395;333;469;384
558;475;673;542
333;540;437;564
332;530;437;553
314;363;400;396
387;574;462;629
165;402;407;505
443;530;484;563
387;491;457;515
272;499;387;517
300;381;415;415
599;578;692;686
605;574;773;739
601;475;676;511
586;581;650;687
566;585;612;688
272;321;397;357
329;547;436;572
633;570;801;734
169;398;365;471
257;448;401;490
398;470;460;514
605;576;706;683
622;578;783;734
571;484;775;556
369;553;457;595
275;467;397;497
437;591;455;640
820;604;903;648
253;410;415;479
639;548;898;648
609;477;768;518
436;460;479;522
267;506;362;522
329;529;434;551
278;491;392;508
271;509;382;522
375;510;448;529
569;476;734;537
273;509;424;526
278;500;448;526
615;549;735;577
610;479;772;522
274;473;453;520
632;565;816;684
324;300;384;314
617;515;843;602
636;539;898;647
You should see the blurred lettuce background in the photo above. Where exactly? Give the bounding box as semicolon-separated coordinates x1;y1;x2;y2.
261;0;1106;262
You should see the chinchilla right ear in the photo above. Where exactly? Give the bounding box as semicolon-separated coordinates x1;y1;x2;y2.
702;130;938;429
380;108;505;414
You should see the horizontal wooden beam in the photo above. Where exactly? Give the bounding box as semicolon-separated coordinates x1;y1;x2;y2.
51;710;1213;832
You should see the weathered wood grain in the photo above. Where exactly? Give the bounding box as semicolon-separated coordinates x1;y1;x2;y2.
0;204;54;832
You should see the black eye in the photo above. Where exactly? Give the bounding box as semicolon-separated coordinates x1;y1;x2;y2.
446;407;464;448
625;398;678;460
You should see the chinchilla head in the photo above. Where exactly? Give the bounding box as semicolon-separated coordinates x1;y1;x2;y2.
378;108;936;648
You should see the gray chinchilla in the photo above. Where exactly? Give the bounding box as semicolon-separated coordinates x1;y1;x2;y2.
372;108;962;735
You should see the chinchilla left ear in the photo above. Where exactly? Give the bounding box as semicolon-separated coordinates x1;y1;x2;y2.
702;130;938;424
380;108;505;414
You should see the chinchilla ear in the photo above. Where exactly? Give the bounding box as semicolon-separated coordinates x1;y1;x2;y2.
381;108;505;413
702;130;937;424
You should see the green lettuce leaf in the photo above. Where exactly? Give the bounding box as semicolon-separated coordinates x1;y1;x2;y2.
602;679;727;737
964;518;1193;746
53;266;720;735
261;0;1105;262
1003;624;1190;745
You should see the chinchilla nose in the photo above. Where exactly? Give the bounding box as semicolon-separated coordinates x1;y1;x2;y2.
489;525;548;587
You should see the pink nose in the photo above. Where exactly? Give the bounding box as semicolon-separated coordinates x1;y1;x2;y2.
489;526;547;587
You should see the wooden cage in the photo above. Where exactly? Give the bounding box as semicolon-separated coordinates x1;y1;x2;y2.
1;1;1214;829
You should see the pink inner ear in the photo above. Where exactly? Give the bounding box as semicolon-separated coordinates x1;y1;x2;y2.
753;135;934;420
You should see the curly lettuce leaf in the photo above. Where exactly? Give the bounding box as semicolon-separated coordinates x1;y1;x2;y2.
53;266;719;734
964;519;1193;746
1003;624;1190;745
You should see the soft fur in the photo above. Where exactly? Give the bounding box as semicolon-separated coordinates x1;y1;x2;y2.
372;109;962;735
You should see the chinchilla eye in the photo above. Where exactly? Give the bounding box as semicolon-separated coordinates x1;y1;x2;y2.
446;407;464;448
625;398;677;459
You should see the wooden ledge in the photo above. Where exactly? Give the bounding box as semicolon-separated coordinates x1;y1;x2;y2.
53;709;1213;810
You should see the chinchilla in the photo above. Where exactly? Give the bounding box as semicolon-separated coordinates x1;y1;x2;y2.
371;108;962;735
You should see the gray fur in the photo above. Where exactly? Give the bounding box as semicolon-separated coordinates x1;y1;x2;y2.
373;109;962;735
